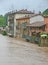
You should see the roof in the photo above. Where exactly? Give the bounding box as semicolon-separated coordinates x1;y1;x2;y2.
30;14;43;18
27;21;45;27
15;9;33;14
7;9;34;15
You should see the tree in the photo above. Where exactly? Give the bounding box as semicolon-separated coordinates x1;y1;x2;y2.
0;15;6;27
43;8;48;15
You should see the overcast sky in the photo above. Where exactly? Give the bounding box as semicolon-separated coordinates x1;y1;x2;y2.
0;0;48;15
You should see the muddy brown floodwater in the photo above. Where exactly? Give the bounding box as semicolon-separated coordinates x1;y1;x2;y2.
0;34;48;65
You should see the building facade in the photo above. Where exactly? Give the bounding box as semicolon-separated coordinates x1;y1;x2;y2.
27;14;45;36
20;14;45;37
7;10;48;38
7;9;34;37
16;17;30;38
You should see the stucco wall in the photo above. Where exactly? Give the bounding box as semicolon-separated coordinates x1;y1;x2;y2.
15;14;31;19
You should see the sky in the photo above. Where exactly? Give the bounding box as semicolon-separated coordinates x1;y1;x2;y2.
0;0;48;15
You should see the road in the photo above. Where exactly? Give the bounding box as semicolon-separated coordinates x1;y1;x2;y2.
0;34;48;65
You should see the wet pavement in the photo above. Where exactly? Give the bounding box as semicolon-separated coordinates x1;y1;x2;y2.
0;34;48;65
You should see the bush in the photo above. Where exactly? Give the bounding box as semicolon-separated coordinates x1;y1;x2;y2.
47;34;48;39
40;32;46;35
2;30;7;35
40;32;48;38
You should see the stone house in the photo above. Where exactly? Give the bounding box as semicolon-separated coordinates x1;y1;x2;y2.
7;9;34;37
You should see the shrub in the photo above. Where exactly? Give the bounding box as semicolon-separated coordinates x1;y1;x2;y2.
2;30;7;35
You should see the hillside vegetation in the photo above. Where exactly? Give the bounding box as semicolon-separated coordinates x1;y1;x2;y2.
43;9;48;16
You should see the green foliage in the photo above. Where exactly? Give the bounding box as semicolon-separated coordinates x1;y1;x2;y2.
46;35;48;39
0;15;6;27
2;30;7;35
40;32;48;39
43;9;48;15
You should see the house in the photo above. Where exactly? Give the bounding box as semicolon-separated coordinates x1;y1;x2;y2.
24;14;45;36
44;15;48;33
7;9;34;37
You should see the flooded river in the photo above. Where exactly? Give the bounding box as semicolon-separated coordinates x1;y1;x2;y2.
0;34;48;65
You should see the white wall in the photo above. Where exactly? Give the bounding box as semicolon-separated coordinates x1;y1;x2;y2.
15;14;26;19
15;14;32;19
30;15;44;24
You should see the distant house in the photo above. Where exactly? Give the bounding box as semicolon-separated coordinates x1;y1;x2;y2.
7;9;34;37
44;15;48;33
